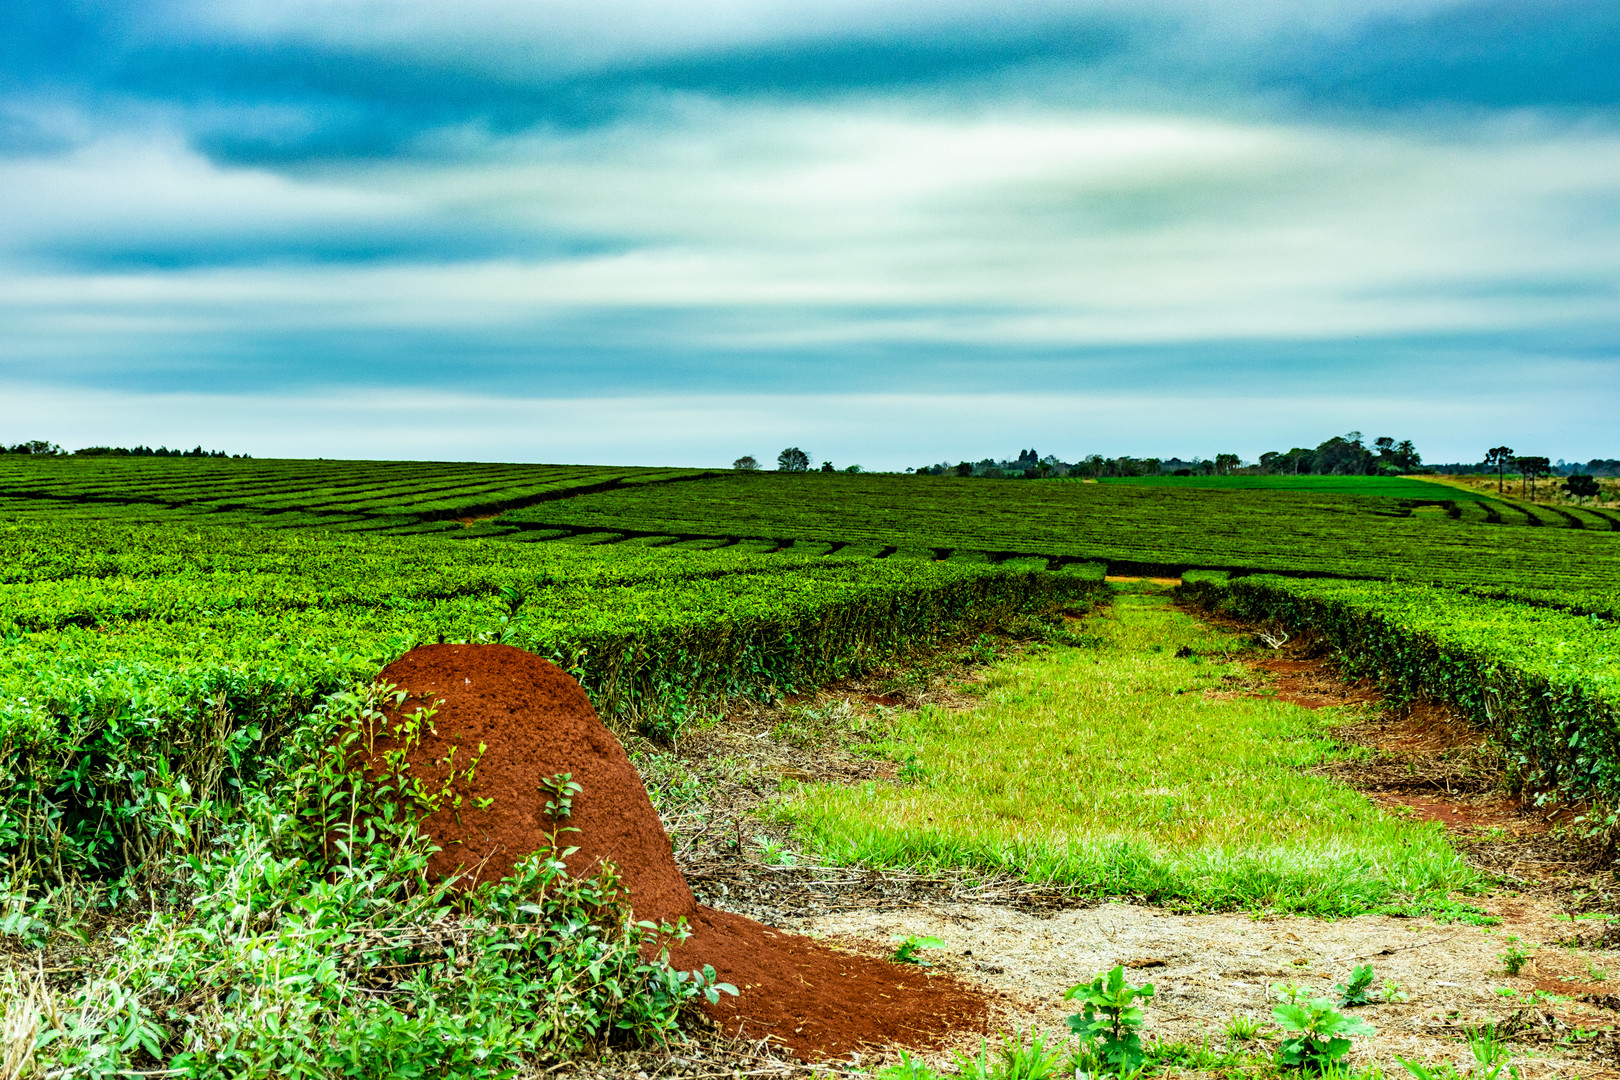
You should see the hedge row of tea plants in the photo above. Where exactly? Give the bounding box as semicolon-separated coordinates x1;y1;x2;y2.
0;455;711;528
0;520;1101;886
1178;572;1620;807
492;472;1620;614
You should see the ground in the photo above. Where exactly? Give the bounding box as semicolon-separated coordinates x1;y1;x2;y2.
598;584;1620;1080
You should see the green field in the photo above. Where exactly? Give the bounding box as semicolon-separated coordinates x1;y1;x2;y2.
4;454;1618;1076
489;470;1620;614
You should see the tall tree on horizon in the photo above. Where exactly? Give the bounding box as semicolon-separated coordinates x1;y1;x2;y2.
1515;455;1550;499
1485;446;1515;493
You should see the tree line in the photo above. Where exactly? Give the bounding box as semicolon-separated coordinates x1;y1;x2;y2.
0;441;246;458
736;434;1609;502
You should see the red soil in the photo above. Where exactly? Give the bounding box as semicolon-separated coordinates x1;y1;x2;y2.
666;907;987;1059
373;643;694;920
368;644;987;1061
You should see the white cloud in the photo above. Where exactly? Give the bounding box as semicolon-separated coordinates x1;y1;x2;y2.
0;134;413;253
4;103;1618;350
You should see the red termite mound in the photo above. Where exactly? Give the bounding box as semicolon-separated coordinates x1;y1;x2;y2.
366;643;987;1060
370;643;694;919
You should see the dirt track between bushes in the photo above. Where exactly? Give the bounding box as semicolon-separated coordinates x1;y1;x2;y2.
588;601;1620;1079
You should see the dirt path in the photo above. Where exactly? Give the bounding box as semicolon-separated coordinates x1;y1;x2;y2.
623;596;1619;1077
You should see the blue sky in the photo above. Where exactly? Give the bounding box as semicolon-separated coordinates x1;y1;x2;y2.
1;0;1616;466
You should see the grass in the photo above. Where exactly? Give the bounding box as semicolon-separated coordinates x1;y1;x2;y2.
779;582;1477;916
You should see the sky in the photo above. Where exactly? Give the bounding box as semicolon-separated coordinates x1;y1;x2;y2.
1;0;1616;467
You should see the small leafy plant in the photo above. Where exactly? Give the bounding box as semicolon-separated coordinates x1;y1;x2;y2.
1272;989;1375;1071
754;835;797;866
893;934;946;965
1336;964;1377;1007
1498;936;1530;976
1065;965;1155;1073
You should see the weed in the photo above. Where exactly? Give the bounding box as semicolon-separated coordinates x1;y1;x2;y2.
1065;965;1155;1073
1498;936;1530;976
1588;962;1609;981
753;835;797;866
1396;1023;1519;1080
1225;1013;1270;1043
892;934;946;965
1466;1023;1516;1080
877;1049;943;1080
1275;981;1311;1005
1272;992;1375;1071
4;687;732;1077
1336;964;1377;1007
955;1028;1066;1080
897;751;929;784
0;892;52;948
1381;979;1410;1003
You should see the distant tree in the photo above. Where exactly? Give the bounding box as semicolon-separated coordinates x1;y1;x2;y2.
2;439;62;455
1214;453;1240;476
776;447;810;472
1370;435;1421;474
819;461;835;473
1565;474;1600;503
1514;455;1550;498
1314;432;1371;475
844;464;863;473
1484;446;1514;493
732;455;760;471
954;461;973;477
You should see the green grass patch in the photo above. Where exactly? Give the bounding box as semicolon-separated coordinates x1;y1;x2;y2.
779;583;1477;916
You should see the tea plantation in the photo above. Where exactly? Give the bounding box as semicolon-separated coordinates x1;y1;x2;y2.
3;454;1618;1076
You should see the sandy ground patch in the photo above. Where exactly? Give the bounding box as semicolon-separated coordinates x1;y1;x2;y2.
790;893;1620;1077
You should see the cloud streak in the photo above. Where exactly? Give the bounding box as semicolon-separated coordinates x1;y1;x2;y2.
1;0;1616;462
